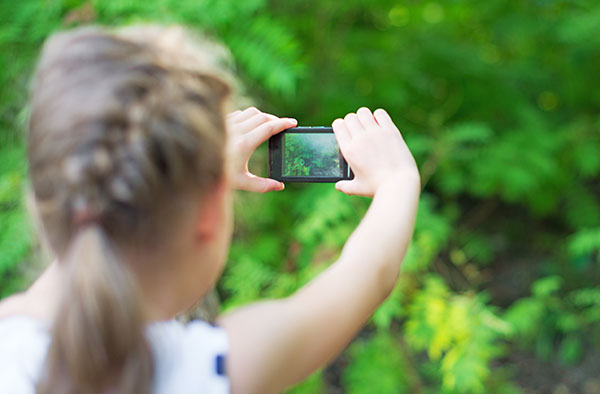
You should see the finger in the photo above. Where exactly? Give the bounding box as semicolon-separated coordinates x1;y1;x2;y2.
332;118;351;151
226;110;243;120
245;118;297;150
335;180;373;197
234;106;261;123
238;112;273;134
344;113;365;137
335;180;360;195
357;107;378;129
239;173;285;193
373;109;399;132
227;108;253;123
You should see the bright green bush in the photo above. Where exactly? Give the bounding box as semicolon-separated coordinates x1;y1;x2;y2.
0;138;31;297
1;0;599;392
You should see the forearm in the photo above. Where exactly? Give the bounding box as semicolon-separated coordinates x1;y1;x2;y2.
285;173;420;378
339;173;420;294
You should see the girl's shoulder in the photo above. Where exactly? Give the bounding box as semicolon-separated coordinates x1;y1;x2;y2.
0;290;54;323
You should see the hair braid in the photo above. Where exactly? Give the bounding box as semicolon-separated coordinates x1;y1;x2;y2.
30;25;231;394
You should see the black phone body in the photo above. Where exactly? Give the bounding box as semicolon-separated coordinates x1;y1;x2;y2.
269;127;353;183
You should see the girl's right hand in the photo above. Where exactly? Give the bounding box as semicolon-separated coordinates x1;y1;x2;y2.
332;107;419;197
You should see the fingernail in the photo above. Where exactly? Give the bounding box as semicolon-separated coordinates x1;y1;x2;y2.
280;182;285;190
290;118;297;124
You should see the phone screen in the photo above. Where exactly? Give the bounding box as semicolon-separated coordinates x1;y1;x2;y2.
283;133;343;177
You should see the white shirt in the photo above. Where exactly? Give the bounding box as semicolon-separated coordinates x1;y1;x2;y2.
0;316;229;394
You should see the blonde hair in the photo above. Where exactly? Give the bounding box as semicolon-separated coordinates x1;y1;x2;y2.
29;25;231;394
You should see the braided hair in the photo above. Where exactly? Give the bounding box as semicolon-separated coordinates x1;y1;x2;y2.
29;26;231;394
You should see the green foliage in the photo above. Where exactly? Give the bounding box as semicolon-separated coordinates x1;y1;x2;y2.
1;0;600;392
0;139;31;296
406;276;511;393
342;331;412;394
569;228;600;265
505;276;600;365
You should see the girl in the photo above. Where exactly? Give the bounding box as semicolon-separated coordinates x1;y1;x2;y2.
0;25;420;394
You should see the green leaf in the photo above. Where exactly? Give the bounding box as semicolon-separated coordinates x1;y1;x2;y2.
343;331;411;394
532;275;562;297
569;228;600;263
504;298;545;339
558;335;583;365
406;276;509;393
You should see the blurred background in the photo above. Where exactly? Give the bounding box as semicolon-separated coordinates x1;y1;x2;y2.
1;0;599;393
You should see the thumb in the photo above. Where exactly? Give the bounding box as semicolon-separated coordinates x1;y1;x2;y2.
335;180;358;195
246;175;285;193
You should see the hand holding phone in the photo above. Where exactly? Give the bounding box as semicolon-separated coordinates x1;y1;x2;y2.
227;107;297;192
332;108;419;197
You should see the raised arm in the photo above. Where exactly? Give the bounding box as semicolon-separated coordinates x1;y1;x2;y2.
219;107;420;394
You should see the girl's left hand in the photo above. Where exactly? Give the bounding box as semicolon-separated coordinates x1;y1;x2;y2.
226;107;297;192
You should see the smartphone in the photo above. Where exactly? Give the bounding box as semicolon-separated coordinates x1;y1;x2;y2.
269;127;354;183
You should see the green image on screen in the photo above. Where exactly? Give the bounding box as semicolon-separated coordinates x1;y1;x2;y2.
283;133;343;177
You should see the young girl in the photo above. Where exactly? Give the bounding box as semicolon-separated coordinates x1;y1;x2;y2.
0;25;420;394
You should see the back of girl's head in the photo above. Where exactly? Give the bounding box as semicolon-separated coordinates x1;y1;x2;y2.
30;25;230;255
29;25;231;394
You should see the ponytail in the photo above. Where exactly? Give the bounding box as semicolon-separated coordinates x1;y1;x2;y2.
29;25;231;394
37;226;153;394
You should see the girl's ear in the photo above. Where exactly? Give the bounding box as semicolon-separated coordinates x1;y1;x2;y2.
194;178;228;243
